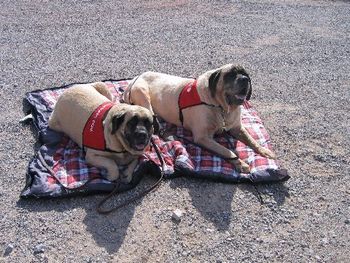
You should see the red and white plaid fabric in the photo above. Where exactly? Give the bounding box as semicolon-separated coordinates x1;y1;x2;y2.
21;79;288;198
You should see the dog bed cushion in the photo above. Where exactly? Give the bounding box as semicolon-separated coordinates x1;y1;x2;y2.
20;79;289;198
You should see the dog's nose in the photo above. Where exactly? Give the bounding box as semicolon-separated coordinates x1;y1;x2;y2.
237;75;249;85
135;131;147;141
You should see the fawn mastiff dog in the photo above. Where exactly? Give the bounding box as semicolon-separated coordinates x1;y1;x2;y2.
49;82;156;182
123;64;276;173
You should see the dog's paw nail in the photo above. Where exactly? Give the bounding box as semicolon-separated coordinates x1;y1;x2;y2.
241;166;250;173
234;160;250;173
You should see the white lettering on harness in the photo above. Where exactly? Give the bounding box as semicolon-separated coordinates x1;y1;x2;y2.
89;103;109;132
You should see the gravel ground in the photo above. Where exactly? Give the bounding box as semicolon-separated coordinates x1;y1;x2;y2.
1;0;349;262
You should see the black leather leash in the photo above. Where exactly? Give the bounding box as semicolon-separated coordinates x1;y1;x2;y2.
96;137;165;214
222;131;264;204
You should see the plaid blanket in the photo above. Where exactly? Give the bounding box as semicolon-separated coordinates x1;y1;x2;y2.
21;79;289;198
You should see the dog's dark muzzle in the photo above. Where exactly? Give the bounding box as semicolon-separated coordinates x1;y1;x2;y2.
135;130;148;143
129;128;151;151
233;75;250;104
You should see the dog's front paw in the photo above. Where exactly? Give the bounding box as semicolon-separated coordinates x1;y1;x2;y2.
120;171;133;184
259;147;276;159
233;159;250;174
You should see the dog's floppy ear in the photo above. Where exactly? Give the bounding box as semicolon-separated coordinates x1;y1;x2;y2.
246;79;252;101
208;69;221;98
236;66;252;100
111;112;126;134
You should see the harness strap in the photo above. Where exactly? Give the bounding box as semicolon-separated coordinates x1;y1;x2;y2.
178;80;222;126
82;101;114;151
123;75;141;105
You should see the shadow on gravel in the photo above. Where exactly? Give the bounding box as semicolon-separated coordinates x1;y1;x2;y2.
169;178;289;231
169;178;237;231
16;173;163;253
82;201;138;254
16;194;139;253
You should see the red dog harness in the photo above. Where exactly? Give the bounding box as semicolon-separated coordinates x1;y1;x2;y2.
178;80;219;125
82;101;115;151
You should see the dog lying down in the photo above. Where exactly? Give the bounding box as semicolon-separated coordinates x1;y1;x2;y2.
49;82;156;183
123;64;276;173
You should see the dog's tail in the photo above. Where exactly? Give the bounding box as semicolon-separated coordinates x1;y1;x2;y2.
92;82;114;101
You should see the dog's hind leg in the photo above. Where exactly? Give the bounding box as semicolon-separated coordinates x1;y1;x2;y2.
48;110;63;131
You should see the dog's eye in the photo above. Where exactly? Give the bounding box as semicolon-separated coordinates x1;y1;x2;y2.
223;73;236;83
127;116;138;128
129;116;152;130
142;119;152;130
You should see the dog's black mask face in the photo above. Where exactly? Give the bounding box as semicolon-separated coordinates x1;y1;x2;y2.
124;115;153;152
209;65;252;106
225;67;251;105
